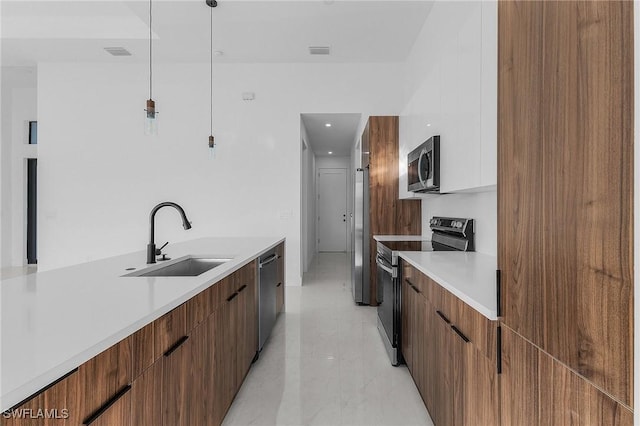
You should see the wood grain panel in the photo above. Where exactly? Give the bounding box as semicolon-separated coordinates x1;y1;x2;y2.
162;332;192;426
185;286;215;332
498;0;546;352
131;322;155;378
461;342;499;426
498;0;633;405
130;359;163;426
502;325;633;425
367;116;421;306
85;388;130;426
500;326;539;426
76;336;132;424
401;278;413;372
243;262;259;368
153;303;187;358
2;370;80;426
452;294;497;363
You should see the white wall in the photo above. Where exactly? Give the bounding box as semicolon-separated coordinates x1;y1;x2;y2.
1;68;37;268
300;119;316;273
399;1;497;256
37;62;403;285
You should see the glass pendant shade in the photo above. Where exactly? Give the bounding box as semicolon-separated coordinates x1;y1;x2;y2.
144;99;158;135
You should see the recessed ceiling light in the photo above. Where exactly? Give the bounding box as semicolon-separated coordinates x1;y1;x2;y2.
325;123;332;127
427;123;431;127
328;151;333;155
213;50;224;57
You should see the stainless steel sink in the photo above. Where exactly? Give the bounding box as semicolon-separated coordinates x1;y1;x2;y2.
125;256;232;277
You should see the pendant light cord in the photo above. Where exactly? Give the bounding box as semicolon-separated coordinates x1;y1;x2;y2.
210;4;213;135
149;0;153;99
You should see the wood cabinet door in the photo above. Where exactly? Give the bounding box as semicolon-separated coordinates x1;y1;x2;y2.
3;369;79;426
460;340;498;426
215;285;238;417
498;0;633;405
76;337;132;426
234;280;248;389
130;358;163;426
500;326;633;426
400;278;413;372
411;287;425;398
80;386;131;426
162;333;192;426
243;262;258;369
431;307;454;426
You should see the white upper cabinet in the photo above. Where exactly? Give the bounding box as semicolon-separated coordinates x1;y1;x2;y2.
399;1;497;198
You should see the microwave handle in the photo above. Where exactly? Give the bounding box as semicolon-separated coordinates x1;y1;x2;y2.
417;147;427;188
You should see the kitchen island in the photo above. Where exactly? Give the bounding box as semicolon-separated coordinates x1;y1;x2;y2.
1;236;285;424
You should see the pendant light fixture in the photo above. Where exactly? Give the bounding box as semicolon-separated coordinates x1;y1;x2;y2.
207;0;217;156
144;0;158;135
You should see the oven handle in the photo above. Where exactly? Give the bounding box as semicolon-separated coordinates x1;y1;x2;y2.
376;255;395;276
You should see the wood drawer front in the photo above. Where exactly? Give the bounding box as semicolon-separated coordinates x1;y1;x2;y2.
410;266;497;362
132;323;155;379
402;262;427;296
153;303;187;359
76;336;132;425
3;369;80;426
185;286;215;332
452;296;497;362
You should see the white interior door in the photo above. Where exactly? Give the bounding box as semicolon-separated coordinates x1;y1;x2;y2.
317;168;347;252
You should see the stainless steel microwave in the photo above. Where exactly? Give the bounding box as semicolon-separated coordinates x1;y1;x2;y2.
407;135;440;193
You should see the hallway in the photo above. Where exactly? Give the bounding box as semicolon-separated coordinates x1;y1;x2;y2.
223;253;434;426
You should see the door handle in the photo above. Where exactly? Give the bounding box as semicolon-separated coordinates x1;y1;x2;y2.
436;310;450;324
451;325;470;343
83;385;132;425
164;335;189;357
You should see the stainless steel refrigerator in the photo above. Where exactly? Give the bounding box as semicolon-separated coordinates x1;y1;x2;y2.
352;167;370;305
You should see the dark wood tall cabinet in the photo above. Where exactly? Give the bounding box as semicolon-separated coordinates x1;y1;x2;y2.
364;116;422;305
498;0;634;420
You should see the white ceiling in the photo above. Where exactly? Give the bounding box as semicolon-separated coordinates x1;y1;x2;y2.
301;113;361;157
1;1;433;66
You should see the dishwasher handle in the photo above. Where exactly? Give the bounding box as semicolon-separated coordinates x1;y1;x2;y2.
260;253;278;268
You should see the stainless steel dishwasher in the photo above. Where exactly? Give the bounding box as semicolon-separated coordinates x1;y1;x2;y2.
258;249;278;350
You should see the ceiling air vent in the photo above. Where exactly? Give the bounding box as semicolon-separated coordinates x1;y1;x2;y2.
104;47;132;57
309;46;331;55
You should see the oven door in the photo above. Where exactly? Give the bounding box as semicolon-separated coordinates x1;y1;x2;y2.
376;254;399;364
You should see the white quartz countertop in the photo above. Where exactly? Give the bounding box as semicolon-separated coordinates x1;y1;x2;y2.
398;251;498;320
0;236;284;412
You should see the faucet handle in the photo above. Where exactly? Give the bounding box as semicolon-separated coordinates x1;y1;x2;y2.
155;241;169;255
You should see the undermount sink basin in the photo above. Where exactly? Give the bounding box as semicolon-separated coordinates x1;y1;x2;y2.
125;256;232;277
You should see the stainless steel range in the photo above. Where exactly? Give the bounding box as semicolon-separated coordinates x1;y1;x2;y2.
376;217;475;365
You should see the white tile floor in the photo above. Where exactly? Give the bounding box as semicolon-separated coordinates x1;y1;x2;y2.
223;252;434;426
